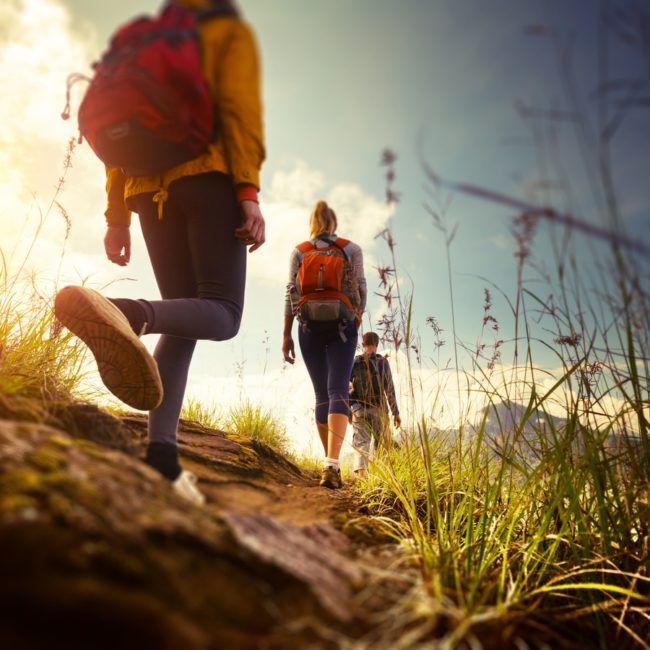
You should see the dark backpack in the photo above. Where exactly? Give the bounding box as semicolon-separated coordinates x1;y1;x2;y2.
62;3;226;176
350;354;383;409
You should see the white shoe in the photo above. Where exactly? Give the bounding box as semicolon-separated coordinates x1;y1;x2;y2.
173;470;206;506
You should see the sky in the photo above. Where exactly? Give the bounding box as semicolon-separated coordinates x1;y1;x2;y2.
0;0;648;453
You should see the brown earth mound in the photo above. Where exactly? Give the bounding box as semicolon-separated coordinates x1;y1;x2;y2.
0;395;592;649
0;397;384;650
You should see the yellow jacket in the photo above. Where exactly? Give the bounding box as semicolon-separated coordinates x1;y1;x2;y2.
104;0;265;226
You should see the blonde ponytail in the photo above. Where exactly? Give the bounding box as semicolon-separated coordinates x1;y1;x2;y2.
309;200;338;240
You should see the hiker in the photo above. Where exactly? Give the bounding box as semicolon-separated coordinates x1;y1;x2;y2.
350;331;401;477
54;0;265;506
282;201;367;489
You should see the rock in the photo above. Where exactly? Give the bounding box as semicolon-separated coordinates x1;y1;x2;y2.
0;394;139;452
222;512;363;623
0;420;363;649
49;401;140;452
0;393;49;424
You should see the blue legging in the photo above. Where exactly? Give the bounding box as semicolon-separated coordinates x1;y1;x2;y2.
298;322;358;425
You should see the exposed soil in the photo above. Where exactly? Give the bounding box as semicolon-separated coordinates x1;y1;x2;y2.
0;396;409;650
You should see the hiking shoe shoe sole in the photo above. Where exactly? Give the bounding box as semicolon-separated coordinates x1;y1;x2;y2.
54;285;163;411
319;466;343;490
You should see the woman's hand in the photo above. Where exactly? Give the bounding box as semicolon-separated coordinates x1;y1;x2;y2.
282;335;295;364
235;200;266;253
104;226;131;266
355;311;363;328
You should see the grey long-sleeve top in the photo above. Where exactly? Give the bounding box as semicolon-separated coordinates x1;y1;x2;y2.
285;235;367;317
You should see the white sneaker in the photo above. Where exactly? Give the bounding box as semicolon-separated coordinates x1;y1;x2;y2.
173;470;206;506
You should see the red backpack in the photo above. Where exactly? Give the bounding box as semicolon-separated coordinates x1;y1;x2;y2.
62;3;226;176
296;238;356;324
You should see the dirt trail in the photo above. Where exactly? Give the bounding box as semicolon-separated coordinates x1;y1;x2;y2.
0;398;412;649
0;399;593;649
178;420;355;528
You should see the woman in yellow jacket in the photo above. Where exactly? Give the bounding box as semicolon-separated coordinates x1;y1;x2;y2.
55;0;265;505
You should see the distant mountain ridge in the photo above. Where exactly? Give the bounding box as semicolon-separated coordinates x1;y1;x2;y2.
480;399;567;438
396;400;640;467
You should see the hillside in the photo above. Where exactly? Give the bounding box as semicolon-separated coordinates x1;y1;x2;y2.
1;391;646;649
0;394;408;650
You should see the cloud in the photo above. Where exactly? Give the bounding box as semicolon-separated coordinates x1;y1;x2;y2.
327;182;390;249
0;0;97;185
249;159;392;284
0;0;109;285
0;0;87;145
265;159;327;208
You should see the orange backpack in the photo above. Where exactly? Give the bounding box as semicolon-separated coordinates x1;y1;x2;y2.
296;237;355;323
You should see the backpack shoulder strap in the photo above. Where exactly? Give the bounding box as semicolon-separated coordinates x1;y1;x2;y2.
194;3;240;21
297;241;315;254
332;238;350;261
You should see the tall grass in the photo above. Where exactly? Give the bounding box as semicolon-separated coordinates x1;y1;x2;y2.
0;287;85;402
0;138;87;405
356;13;650;643
181;397;222;430
181;398;293;457
358;209;649;644
359;399;648;644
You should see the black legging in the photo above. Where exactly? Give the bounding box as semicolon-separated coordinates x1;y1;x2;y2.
130;171;246;446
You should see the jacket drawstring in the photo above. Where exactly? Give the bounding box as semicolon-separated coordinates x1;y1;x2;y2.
152;176;169;220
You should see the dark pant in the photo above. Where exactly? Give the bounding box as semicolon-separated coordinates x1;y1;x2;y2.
130;172;246;446
298;322;358;425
